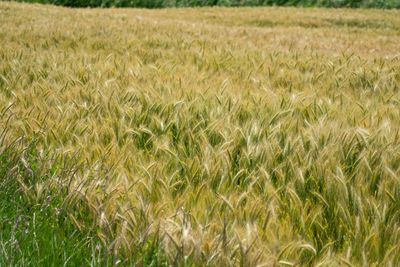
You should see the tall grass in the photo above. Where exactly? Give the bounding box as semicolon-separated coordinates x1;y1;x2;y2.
0;108;168;266
1;2;400;265
13;0;400;8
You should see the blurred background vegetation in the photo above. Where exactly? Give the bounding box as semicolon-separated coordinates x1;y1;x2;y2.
14;0;400;8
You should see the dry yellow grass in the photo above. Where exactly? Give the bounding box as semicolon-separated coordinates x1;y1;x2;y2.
1;2;400;265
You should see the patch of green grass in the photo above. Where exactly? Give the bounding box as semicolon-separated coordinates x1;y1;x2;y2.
0;140;103;266
0;132;171;265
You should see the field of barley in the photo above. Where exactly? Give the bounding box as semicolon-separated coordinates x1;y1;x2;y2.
1;2;400;266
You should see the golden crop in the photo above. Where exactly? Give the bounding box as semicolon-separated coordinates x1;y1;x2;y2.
1;2;400;265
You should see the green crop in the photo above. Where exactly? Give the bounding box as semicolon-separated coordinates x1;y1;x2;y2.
12;0;400;8
1;2;400;265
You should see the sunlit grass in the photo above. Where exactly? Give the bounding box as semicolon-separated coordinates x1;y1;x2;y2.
1;2;400;265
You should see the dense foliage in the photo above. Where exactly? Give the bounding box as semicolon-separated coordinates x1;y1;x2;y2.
16;0;400;8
